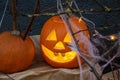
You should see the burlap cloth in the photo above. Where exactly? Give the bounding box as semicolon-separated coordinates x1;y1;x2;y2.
0;35;119;80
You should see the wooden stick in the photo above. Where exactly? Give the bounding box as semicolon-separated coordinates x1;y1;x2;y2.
22;0;40;40
11;0;17;30
64;15;102;80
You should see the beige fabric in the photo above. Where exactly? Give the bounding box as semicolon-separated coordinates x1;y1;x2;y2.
0;35;119;80
102;69;120;80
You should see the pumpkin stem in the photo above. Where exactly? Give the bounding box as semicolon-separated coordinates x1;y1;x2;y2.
22;0;40;40
11;30;20;36
11;0;17;31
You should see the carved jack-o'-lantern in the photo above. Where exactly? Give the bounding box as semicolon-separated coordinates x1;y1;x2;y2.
40;15;89;68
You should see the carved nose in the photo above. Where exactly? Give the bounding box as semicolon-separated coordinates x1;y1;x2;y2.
54;41;65;50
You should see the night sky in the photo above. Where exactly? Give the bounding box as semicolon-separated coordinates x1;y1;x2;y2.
0;0;120;35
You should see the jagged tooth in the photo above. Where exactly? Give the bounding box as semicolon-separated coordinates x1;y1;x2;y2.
61;53;65;57
54;52;58;56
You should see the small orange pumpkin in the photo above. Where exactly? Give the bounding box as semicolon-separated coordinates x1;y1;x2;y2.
0;31;35;73
40;15;90;68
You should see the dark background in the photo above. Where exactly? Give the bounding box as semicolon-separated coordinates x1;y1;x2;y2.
0;0;120;35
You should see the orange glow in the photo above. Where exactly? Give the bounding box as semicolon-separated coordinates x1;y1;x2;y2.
78;18;82;22
109;35;116;41
54;41;65;50
63;33;72;43
41;44;76;63
46;29;57;41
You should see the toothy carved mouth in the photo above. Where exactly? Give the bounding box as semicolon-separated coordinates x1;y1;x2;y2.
41;44;77;63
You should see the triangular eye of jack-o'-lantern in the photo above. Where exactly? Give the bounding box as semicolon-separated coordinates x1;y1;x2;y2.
40;15;90;68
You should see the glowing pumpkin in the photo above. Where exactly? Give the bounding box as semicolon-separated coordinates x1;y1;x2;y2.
0;31;35;73
40;15;89;68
